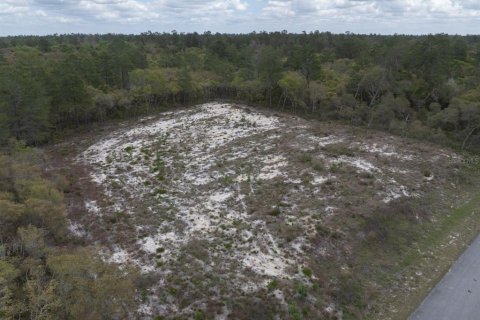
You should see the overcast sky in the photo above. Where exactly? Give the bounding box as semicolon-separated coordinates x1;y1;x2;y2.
1;0;479;36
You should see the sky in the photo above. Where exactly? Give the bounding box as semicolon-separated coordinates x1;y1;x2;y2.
1;0;480;36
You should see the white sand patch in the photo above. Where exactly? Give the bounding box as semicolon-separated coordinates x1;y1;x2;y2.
257;169;284;180
287;178;302;184
241;281;259;293
85;200;100;214
424;174;434;181
333;156;379;173
139;236;158;254
382;179;413;203
138;303;153;317
263;154;287;164
311;175;329;185
235;174;249;182
77;103;306;285
243;251;290;277
209;191;233;203
325;206;336;215
68;221;86;237
273;289;287;305
359;142;414;160
294;134;344;151
315;135;345;147
110;249;130;264
257;159;288;180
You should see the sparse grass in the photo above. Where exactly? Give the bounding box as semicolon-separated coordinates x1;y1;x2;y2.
323;144;356;157
328;162;343;173
153;188;167;196
370;187;480;319
222;175;234;185
299;152;313;163
312;161;325;172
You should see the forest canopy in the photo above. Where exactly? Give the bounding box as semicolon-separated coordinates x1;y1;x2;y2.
0;32;479;151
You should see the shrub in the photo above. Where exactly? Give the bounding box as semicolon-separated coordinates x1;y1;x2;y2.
194;310;205;320
312;161;324;172
302;268;312;278
267;279;278;291
270;206;281;216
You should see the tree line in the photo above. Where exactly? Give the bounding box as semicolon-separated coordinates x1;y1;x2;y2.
0;32;479;151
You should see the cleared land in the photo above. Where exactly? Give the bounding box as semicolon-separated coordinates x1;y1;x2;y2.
63;102;473;319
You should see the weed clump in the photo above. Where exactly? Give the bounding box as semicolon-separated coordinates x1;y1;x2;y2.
299;153;313;163
312;161;325;172
267;279;278;291
302;268;313;278
153;188;167;196
329;162;343;173
423;169;432;177
270;206;281;216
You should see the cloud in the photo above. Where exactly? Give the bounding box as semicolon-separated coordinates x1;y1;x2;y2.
0;0;249;26
1;0;480;35
262;1;295;18
260;0;480;22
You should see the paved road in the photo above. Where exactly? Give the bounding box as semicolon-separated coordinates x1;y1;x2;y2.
410;234;480;320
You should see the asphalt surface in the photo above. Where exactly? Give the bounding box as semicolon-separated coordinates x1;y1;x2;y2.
409;234;480;320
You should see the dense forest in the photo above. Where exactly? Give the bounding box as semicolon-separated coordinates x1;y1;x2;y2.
0;32;479;151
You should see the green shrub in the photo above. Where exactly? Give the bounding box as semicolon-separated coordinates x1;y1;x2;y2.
194;310;205;320
302;268;312;278
270;206;281;216
267;279;278;291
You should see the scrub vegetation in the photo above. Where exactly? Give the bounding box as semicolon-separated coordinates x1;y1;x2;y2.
1;32;480;319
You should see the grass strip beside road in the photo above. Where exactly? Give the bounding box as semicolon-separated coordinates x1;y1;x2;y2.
387;190;480;320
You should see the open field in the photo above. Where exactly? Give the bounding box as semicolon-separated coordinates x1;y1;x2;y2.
53;102;477;319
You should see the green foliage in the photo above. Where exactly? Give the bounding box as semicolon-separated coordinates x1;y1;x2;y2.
0;145;137;319
0;53;50;145
0;33;480;151
302;268;312;278
47;249;135;319
278;71;307;109
267;279;278;291
194;310;206;320
270;206;281;216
